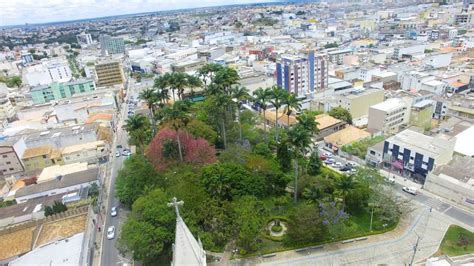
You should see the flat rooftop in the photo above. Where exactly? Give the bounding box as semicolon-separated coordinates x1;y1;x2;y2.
370;98;405;112
9;232;84;266
433;156;474;185
387;129;453;159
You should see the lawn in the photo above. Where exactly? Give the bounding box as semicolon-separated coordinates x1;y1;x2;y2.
342;135;385;159
438;225;474;257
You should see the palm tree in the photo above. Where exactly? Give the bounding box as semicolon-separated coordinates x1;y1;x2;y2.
287;123;312;203
296;110;319;135
159;100;191;162
213;67;239;94
172;72;189;100
253;87;272;139
335;174;357;209
197;63;223;90
123;114;149;153
283;93;301;128
186;75;202;98
269;86;288;141
231;86;251;144
139;88;159;134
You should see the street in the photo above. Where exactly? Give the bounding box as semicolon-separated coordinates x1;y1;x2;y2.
99;80;139;266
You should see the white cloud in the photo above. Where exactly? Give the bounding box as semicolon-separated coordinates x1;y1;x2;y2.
0;0;271;26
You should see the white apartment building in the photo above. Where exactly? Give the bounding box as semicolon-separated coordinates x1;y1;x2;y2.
24;63;72;86
392;44;426;60
76;33;93;46
0;97;16;121
368;98;409;135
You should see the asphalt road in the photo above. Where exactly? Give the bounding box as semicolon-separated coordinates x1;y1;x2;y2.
100;82;138;266
318;145;474;228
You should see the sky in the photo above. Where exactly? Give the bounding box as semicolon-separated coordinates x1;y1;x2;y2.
0;0;274;26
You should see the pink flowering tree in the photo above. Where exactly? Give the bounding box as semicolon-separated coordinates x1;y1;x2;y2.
147;128;217;171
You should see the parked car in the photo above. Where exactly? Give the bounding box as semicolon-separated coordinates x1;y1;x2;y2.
402;186;417;195
115;151;121;157
332;162;343;168
324;158;335;164
122;150;131;156
340;166;351;172
107;226;116;240
346;162;357;167
116;145;123;149
324;152;333;158
319;155;327;161
111;207;118;217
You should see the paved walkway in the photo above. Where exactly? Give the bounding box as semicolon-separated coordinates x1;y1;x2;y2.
231;200;454;265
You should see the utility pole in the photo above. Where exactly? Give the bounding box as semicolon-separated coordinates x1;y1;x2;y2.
409;235;421;266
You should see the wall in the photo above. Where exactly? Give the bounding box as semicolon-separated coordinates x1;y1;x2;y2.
410;106;434;130
15;181;98;203
350;89;385;119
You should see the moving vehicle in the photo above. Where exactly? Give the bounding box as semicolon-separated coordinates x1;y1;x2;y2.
115;151;121;157
402;186;417;195
107;226;116;240
111;207;118;217
122;149;131;157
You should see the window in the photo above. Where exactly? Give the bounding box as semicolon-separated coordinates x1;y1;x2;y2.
9;168;14;171
2;155;7;158
42;155;47;158
370;150;376;155
6;162;10;165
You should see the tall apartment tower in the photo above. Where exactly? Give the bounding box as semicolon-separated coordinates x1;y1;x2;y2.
76;33;93;47
99;35;125;55
276;51;328;97
94;61;125;87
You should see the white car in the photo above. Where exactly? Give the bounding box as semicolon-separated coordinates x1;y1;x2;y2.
115;151;121;157
107;226;116;240
324;158;335;164
332;162;343;168
324;152;333;158
346;162;357;167
110;207;117;217
402;186;417;195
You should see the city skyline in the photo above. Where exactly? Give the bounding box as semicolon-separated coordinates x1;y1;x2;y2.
0;0;274;26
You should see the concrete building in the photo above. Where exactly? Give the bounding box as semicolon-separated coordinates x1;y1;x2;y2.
22;145;62;173
410;100;434;130
276;51;328;97
61;140;107;164
14;166;99;203
314;114;347;140
382;129;455;183
366;140;385;167
424;156;474;212
76;33;93;46
327;48;353;65
99;35;125;55
368;98;409;135
0;138;26;177
392;44;426;60
0;97;16;121
337;88;385;120
25;63;72;86
30;79;96;104
95;61;124;87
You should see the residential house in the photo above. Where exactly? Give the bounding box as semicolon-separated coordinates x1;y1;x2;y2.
314;114;346;140
324;126;371;154
368;98;409;135
21;146;63;173
61;140;107;164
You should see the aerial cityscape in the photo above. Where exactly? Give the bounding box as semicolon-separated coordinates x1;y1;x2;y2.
0;0;473;265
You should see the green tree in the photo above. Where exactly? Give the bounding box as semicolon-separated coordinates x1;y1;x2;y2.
233;196;265;252
201;163;265;201
296;110;319;134
44;206;54;216
118;188;175;264
185;119;218;144
6;76;21;88
123;114;151;153
115;154;162;208
231;86;251;144
159;100;191;161
329;107;353;125
284;203;327;245
139;88;159;133
307;150;322;175
253;87;272;138
283;93;301;127
334;174;357;209
196;63;223;90
287;123;312;202
269;86;288;141
252;142;272;158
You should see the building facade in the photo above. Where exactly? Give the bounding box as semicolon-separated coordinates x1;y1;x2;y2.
368;98;409;134
76;33;93;46
99;35;125;55
276;51;328;97
0;145;25;176
95;61;125;87
0;97;16;121
61;141;107;164
382;129;455;183
30;79;96;104
22;146;63;173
